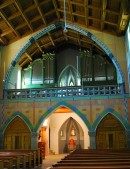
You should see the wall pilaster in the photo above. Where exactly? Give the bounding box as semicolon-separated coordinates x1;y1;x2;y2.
88;131;96;149
126;130;130;148
31;132;38;150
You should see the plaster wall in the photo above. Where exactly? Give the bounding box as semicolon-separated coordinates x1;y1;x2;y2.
48;112;89;154
2;96;129;129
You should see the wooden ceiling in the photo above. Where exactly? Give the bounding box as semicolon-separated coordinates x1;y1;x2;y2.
0;0;130;68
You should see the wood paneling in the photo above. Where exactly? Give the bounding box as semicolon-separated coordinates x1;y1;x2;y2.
4;117;31;150
96;114;126;149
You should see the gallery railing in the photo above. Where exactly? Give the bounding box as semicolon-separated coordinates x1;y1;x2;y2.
3;85;123;100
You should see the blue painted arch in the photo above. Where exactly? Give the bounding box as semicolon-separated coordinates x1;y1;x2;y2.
1;111;34;133
34;101;91;131
4;21;125;88
92;108;129;132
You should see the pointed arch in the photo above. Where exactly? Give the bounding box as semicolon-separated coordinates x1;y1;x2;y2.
1;111;33;133
4;22;124;88
58;64;81;86
92;108;128;131
59;117;84;153
34;101;91;131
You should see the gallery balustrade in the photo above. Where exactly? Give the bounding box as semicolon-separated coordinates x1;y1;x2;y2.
3;85;123;100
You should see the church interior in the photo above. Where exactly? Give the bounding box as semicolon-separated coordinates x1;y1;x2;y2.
0;0;130;168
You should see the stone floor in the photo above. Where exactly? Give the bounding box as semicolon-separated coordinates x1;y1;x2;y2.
36;154;68;169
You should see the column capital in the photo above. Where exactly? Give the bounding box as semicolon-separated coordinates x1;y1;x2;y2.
31;132;38;138
88;131;96;137
126;130;130;136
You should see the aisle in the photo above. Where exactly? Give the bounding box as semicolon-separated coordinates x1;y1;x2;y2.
41;154;68;169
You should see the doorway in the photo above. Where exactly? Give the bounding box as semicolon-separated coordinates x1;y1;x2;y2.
96;113;126;149
38;107;89;155
4;117;31;150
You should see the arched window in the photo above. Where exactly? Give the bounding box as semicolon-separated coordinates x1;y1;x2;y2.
58;65;81;87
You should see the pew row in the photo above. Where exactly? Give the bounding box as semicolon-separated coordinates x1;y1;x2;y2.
0;149;42;169
49;149;130;169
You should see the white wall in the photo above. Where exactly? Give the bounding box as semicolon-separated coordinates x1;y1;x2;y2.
48;112;89;154
7;64;21;89
125;22;130;92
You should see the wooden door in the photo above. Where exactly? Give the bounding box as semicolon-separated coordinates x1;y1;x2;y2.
106;132;115;149
4;117;31;150
96;114;126;149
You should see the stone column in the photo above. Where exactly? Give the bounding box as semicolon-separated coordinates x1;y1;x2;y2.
88;131;96;149
126;130;130;148
31;132;38;150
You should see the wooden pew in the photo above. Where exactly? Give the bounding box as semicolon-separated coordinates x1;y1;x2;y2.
49;166;130;169
0;149;42;169
0;153;30;169
0;160;4;168
52;161;130;167
58;158;130;163
50;149;130;169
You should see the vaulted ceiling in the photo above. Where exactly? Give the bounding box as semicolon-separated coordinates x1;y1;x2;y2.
0;0;129;68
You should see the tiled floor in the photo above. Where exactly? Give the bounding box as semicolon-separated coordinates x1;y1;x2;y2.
36;154;68;169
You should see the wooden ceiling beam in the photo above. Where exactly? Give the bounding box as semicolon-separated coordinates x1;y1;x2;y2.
104;21;118;27
1;29;12;37
24;4;36;13
14;0;33;32
8;11;21;21
72;12;85;17
40;0;51;6
0;36;8;45
51;0;60;19
25;52;32;61
30;48;39;56
44;9;55;16
35;41;43;53
34;0;47;25
20;58;30;67
0;11;20;37
40;41;52;48
77;33;81;46
68;0;74;22
84;0;88;26
30;15;41;23
101;0;107;31
0;20;6;26
88;5;101;10
34;0;55;46
0;0;15;9
15;22;27;30
106;9;120;16
88;16;101;22
117;0;129;35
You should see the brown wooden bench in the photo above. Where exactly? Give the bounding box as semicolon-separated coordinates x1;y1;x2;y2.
52;161;130;167
0;149;42;166
49;149;130;169
0;153;31;169
58;158;130;163
49;166;130;169
0;149;42;169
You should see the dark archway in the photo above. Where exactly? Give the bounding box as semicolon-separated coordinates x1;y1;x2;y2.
59;117;84;153
4;116;31;150
96;113;126;149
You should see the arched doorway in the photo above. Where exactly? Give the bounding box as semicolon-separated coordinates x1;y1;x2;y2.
4;117;31;150
96;113;126;149
37;105;89;155
59;117;84;153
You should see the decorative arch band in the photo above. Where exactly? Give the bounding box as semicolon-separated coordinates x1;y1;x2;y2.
4;21;124;88
34;101;91;132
